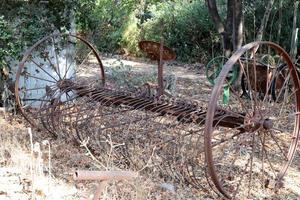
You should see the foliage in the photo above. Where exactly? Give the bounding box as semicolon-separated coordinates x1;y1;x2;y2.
243;0;300;52
0;0;75;66
105;60;157;91
95;1;140;53
0;16;19;75
0;16;20;106
0;0;74;48
74;0;97;31
77;0;217;63
122;0;218;62
0;0;75;105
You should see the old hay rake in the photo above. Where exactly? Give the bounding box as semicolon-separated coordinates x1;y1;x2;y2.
14;33;300;199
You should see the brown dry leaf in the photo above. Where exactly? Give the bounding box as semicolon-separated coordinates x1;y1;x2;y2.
20;177;32;192
3;149;11;160
0;191;8;195
35;189;45;197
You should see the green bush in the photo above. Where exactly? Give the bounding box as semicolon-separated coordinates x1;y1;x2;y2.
121;1;218;63
121;13;141;55
105;60;157;91
0;16;19;74
243;0;300;54
0;0;74;105
79;0;218;63
81;0;139;53
0;16;20;106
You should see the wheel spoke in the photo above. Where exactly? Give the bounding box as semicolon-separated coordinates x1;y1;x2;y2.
51;36;62;79
29;58;59;82
23;73;56;83
20;85;55;92
205;42;300;198
247;132;256;196
266;130;289;160
45;52;62;80
62;43;78;80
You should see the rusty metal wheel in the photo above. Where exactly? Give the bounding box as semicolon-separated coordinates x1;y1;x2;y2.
204;42;300;198
15;33;105;130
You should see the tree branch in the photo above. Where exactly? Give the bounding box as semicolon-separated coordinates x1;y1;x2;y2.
255;0;275;42
206;0;225;34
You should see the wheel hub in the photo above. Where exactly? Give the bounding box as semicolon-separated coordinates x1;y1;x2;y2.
57;79;74;92
244;112;273;131
262;118;273;130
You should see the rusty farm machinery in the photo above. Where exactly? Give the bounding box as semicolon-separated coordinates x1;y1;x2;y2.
14;33;300;199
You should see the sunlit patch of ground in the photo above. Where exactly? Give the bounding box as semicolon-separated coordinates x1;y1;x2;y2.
1;55;300;199
0;115;218;199
0;116;86;199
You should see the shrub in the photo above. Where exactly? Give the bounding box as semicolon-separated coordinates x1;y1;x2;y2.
0;16;20;106
0;0;74;105
122;1;218;63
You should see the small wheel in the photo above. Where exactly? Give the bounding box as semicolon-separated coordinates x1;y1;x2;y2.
15;33;105;129
206;56;238;85
204;42;300;198
260;54;277;66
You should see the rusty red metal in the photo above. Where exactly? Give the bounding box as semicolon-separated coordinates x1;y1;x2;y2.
74;170;137;200
138;40;176;61
204;41;300;198
14;34;300;199
139;40;176;96
14;33;105;128
55;80;244;128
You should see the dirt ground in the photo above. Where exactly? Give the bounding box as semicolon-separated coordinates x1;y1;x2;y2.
1;56;300;199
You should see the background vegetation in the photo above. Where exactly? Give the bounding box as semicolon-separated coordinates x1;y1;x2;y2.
0;0;300;104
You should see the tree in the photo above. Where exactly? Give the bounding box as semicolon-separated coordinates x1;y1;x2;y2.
206;0;277;88
206;0;243;57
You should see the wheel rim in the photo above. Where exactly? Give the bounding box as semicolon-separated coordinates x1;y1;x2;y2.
206;56;239;86
204;42;300;198
15;33;105;128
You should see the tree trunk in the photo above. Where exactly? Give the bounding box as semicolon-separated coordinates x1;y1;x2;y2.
276;0;283;44
206;0;225;34
233;0;243;50
207;0;243;56
225;0;234;56
206;0;231;56
206;0;244;89
255;0;275;42
250;0;274;56
290;1;299;60
232;0;244;89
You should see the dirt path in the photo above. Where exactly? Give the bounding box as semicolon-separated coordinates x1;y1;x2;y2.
100;56;212;105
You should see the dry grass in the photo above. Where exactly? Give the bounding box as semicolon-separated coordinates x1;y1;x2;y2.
0;114;216;199
1;56;300;199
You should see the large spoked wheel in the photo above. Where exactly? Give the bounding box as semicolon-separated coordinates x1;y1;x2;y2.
15;33;105;129
204;42;300;199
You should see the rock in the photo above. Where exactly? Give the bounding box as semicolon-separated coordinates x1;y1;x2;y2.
160;183;176;194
